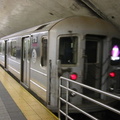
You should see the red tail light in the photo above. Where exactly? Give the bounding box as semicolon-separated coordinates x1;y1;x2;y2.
70;73;78;80
109;72;116;78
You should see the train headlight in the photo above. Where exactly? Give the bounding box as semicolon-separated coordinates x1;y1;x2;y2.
70;73;78;80
109;72;116;78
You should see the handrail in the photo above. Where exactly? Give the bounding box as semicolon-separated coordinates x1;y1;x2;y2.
58;76;120;120
60;76;120;101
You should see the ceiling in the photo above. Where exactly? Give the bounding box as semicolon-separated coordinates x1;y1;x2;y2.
0;0;120;38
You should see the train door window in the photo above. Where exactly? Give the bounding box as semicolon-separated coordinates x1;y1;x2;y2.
41;37;47;67
110;38;120;65
11;40;16;57
85;41;98;63
59;36;78;64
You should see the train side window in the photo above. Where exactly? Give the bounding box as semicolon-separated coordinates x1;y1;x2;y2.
0;43;2;54
41;37;47;67
0;42;5;55
59;36;78;64
11;40;16;57
2;42;5;55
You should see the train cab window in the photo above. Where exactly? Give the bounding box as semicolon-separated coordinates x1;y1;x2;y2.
111;38;120;65
11;41;17;57
41;38;47;67
59;36;78;64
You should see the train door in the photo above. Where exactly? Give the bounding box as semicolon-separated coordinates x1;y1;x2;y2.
83;35;104;100
21;37;30;87
30;34;48;102
5;40;8;69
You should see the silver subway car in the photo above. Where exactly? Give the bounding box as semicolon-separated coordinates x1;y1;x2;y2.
0;16;120;112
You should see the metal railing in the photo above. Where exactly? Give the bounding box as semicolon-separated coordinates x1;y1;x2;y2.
58;76;120;120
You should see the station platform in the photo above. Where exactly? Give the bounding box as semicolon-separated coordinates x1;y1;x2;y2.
0;67;58;120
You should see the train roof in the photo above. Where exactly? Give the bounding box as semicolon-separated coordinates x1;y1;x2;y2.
0;16;120;40
0;19;61;40
50;16;120;36
32;16;120;37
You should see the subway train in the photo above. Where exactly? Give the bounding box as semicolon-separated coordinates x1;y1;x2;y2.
0;16;120;113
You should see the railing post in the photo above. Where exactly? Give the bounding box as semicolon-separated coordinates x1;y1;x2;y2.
65;79;69;120
58;77;62;120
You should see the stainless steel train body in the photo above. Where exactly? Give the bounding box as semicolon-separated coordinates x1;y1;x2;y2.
0;16;120;112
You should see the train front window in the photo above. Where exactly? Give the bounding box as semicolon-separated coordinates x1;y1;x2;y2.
59;36;78;64
111;38;120;65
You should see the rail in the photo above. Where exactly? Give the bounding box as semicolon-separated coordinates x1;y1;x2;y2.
58;76;120;120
